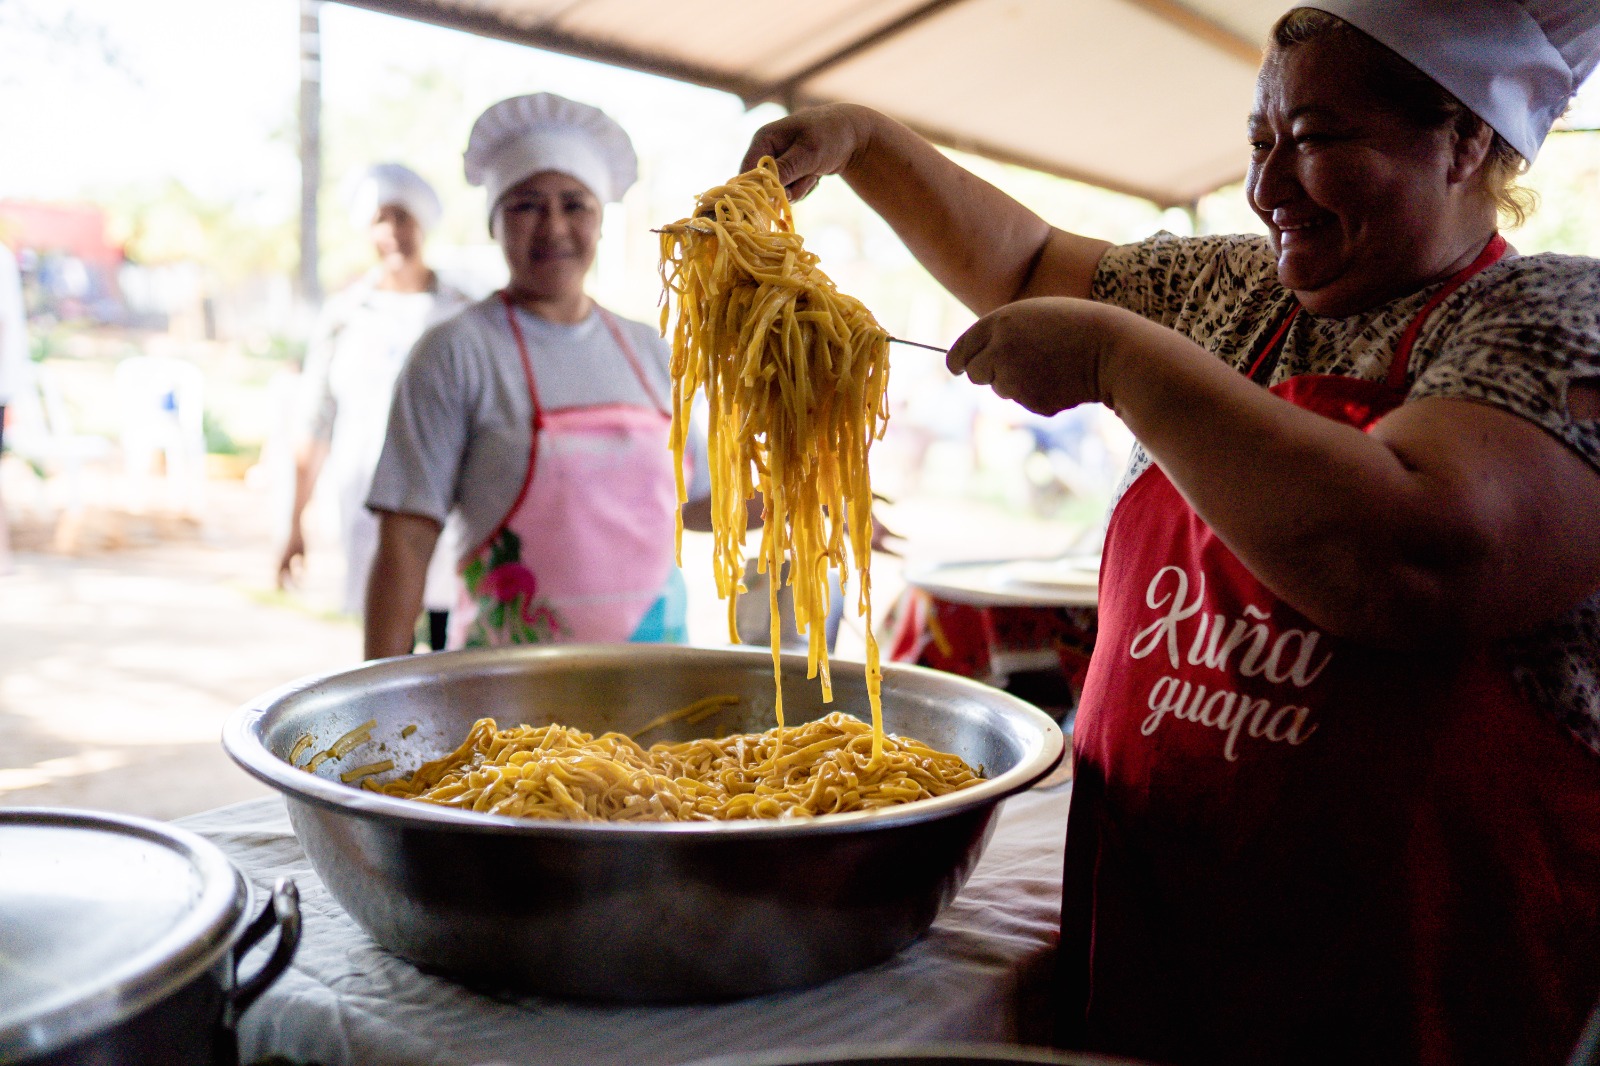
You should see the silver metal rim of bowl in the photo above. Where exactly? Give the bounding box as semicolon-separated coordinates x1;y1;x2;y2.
222;644;1068;837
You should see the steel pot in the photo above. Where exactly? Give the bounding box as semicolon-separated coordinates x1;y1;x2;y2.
0;808;301;1066
223;644;1064;1003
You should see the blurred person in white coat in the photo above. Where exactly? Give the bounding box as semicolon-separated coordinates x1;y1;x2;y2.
0;241;27;575
277;164;470;646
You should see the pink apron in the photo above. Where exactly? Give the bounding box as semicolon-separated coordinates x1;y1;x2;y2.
448;295;685;648
1060;235;1600;1065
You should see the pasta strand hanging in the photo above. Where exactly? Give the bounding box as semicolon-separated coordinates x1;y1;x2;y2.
658;158;891;759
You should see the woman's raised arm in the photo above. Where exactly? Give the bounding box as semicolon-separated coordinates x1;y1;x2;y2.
949;297;1600;647
743;104;1112;315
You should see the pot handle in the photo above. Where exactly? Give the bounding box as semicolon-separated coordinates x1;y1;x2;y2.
229;878;302;1020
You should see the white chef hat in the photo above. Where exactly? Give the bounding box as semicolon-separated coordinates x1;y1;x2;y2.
463;92;638;226
344;163;443;233
1302;0;1600;162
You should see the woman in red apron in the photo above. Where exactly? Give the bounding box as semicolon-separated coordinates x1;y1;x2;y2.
1055;230;1600;1065
742;2;1600;1062
364;93;709;657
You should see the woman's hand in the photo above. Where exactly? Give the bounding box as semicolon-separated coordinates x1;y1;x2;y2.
740;104;879;202
275;525;306;591
742;107;1110;314
946;297;1125;415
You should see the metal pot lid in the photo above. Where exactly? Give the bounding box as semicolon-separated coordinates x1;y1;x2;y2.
0;808;248;1059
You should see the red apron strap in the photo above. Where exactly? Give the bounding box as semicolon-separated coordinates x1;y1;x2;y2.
498;291;547;425
1245;303;1302;383
1385;232;1508;389
597;308;670;416
462;291;546;565
493;294;675;556
1245;233;1506;391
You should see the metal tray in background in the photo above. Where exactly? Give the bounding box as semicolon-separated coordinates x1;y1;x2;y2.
904;557;1100;609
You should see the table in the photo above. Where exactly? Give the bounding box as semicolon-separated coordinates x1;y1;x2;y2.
901;558;1100;611
888;558;1100;708
178;781;1071;1066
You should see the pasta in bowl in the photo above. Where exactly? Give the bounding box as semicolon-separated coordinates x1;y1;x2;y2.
368;711;983;822
223;644;1063;1002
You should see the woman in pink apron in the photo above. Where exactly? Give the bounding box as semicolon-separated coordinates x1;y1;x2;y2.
743;2;1600;1062
364;93;713;658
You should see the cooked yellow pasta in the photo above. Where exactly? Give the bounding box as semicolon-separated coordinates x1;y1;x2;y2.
294;718;378;775
340;759;394;784
288;733;315;766
374;713;980;821
658;157;891;757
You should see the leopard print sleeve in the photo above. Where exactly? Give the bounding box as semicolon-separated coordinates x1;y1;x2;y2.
1095;231;1286;507
1093;232;1278;328
1408;253;1600;475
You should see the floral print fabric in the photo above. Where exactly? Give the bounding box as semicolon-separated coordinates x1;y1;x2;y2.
461;528;563;646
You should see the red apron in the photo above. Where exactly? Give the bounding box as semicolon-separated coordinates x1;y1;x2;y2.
1061;235;1600;1066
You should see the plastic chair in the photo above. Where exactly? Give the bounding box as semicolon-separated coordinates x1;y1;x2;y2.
113;354;206;517
1;362;115;547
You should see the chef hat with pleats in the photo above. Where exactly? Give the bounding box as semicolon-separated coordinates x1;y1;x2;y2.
344;163;443;233
1301;0;1600;162
463;93;638;228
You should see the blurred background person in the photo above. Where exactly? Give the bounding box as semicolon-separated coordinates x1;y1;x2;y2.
0;239;27;576
364;93;712;657
277;163;469;646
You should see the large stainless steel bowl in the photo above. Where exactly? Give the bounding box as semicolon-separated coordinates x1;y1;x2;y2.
223;644;1064;1003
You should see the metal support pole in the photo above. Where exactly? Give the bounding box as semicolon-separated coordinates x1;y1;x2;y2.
297;0;323;308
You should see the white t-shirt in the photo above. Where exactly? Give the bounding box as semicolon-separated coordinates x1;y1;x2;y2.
367;296;711;564
299;284;462;467
296;273;471;613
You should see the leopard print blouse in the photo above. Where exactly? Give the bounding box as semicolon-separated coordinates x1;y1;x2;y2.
1093;231;1600;756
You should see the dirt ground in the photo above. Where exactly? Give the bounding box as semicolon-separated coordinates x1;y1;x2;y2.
0;457;1085;822
0;477;363;819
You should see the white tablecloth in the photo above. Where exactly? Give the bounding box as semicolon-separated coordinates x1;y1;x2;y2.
178;781;1071;1066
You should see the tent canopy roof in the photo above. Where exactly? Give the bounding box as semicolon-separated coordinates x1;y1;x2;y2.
332;0;1292;207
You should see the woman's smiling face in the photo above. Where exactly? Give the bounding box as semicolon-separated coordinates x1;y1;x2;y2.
1246;34;1482;316
494;170;602;305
